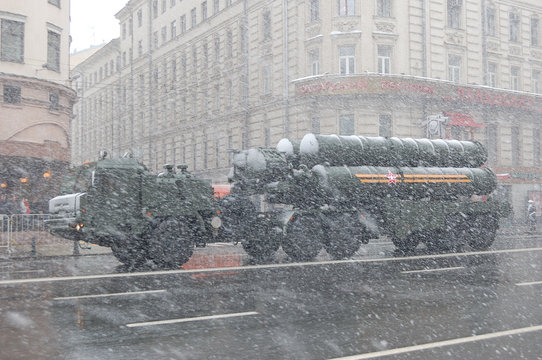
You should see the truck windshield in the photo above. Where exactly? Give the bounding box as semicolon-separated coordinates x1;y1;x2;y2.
59;164;94;194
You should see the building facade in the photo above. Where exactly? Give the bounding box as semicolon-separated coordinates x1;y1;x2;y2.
0;0;76;212
71;0;542;224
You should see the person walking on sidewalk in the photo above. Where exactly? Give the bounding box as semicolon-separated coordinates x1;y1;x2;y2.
528;200;537;232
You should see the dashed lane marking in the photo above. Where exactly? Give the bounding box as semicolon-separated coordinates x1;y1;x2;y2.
400;266;465;274
0;247;541;286
516;280;542;286
53;289;167;300
125;311;259;328
328;324;542;360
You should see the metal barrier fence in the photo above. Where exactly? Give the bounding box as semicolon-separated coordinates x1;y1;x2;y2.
0;214;52;256
0;214;11;254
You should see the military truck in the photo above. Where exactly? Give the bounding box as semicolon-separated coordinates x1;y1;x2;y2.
222;133;511;261
46;155;221;268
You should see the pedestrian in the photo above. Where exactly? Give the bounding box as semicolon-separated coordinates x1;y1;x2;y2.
528;200;537;232
0;194;7;215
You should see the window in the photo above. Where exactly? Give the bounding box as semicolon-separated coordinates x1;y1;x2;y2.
48;0;60;7
262;65;271;95
1;19;24;63
312;118;320;135
191;8;197;28
510;12;520;42
137;9;143;27
227;30;233;57
203;42;208;68
182;53;187;76
215;84;220;111
227;79;233;107
447;0;461;29
377;45;391;74
161;26;167;43
122;23;127;39
379;115;392;137
47;31;61;72
488;62;497;87
448;54;461;83
129;18;133;35
214;0;220;15
532;17;539;46
162;0;167;13
263;10;271;41
153;1;158;18
339;46;355;75
171;21;177;39
339;0;355;16
339;114;355;135
226;0;232;6
3;85;21;104
533;70;540;93
377;0;391;18
171;0;176;7
138;40;143;57
49;93;59;110
486;8;496;36
310;0;319;21
534;128;541;167
511;126;520;165
311;50;319;75
181;15;186;33
511;66;520;90
214;36;220;62
202;2;208;21
153;31;159;49
192;46;198;71
486;124;497;165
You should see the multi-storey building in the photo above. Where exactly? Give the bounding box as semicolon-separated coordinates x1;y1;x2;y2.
0;0;76;211
71;0;542;224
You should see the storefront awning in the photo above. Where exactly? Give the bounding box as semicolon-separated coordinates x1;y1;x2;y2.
443;112;486;128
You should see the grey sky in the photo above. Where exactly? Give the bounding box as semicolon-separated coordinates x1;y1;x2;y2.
70;0;127;53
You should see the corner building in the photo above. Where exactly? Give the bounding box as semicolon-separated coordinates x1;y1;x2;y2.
0;0;76;211
71;0;542;225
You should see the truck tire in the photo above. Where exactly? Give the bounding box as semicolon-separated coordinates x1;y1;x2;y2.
110;235;149;268
467;214;498;250
282;215;322;261
323;214;362;259
148;217;195;268
392;233;420;253
242;220;281;261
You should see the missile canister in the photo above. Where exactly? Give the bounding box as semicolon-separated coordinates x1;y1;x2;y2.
311;165;497;201
297;134;487;168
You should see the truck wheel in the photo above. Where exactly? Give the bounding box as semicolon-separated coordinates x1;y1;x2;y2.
219;195;256;244
242;221;280;260
467;214;498;250
149;217;194;268
282;215;322;261
110;236;149;268
423;230;454;252
392;233;420;253
323;214;362;259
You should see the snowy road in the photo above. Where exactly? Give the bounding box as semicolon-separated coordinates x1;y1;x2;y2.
1;235;541;359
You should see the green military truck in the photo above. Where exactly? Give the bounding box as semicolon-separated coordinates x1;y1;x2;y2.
222;133;512;261
46;156;221;268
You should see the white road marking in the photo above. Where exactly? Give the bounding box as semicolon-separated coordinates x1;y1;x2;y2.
53;289;167;300
516;280;542;286
401;266;464;274
125;311;258;328
0;247;541;286
328;324;542;360
10;269;46;273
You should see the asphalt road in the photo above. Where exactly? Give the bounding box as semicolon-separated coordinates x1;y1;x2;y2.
1;235;541;360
